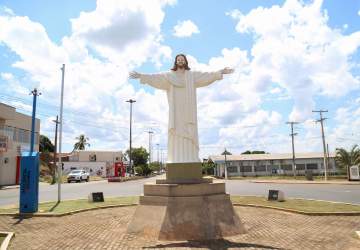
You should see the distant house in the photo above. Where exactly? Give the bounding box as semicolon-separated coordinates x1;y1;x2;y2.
62;150;124;177
209;152;337;177
0;103;40;186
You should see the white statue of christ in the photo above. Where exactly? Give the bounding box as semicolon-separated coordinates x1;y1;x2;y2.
130;54;234;163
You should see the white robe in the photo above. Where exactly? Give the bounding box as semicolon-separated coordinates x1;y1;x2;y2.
140;70;223;163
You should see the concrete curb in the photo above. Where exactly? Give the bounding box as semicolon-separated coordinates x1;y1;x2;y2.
249;180;360;185
0;232;15;250
0;185;19;190
356;231;360;239
0;204;138;217
233;203;360;216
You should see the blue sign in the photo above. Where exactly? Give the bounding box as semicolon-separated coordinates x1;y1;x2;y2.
19;151;39;213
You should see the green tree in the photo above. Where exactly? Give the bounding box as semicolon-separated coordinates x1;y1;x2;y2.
149;161;161;172
335;145;360;180
202;159;215;175
39;135;56;184
125;147;149;167
135;164;152;176
241;150;266;154
73;134;90;151
40;135;55;152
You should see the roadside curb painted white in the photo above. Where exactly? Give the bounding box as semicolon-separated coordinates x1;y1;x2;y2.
0;232;14;250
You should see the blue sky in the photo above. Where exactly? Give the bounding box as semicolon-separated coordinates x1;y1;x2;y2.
0;0;359;159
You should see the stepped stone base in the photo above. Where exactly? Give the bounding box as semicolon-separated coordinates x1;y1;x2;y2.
127;162;246;240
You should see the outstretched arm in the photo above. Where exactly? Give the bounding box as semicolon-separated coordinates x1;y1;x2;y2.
194;67;234;88
129;71;170;90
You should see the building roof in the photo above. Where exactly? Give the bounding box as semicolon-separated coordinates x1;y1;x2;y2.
209;152;336;162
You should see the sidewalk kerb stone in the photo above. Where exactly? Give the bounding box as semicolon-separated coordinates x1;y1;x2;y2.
233;203;360;216
0;203;138;217
0;231;15;250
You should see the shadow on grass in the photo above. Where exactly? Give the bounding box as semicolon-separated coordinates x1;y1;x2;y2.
49;201;60;212
143;239;284;250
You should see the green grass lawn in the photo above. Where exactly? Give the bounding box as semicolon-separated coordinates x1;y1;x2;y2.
1;196;360;215
231;196;360;213
0;196;139;214
228;175;349;181
0;235;5;245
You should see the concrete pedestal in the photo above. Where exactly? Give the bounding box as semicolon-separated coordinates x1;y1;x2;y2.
127;163;246;240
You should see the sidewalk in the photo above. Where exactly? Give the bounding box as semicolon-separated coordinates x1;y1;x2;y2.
0;205;359;249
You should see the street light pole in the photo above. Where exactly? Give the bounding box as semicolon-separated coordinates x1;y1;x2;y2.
126;99;136;175
146;130;154;165
58;64;65;203
156;143;160;163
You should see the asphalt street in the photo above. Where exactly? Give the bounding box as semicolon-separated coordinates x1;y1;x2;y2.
1;175;359;206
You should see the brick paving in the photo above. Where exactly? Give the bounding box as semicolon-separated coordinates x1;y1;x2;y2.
0;206;359;250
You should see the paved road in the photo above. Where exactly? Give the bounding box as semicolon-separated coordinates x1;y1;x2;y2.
1;175;360;206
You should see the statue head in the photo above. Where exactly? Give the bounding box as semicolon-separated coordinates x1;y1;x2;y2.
171;54;190;71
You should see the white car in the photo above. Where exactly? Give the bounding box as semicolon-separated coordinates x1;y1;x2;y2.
67;170;90;183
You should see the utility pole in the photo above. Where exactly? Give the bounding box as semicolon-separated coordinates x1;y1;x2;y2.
52;115;59;184
286;121;298;177
30;88;41;153
146;130;154;164
313;110;328;181
126;99;136;175
58;64;65;202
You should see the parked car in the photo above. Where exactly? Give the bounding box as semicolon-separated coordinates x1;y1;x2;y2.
67;170;90;183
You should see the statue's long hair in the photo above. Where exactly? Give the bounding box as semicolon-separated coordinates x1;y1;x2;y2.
171;54;191;71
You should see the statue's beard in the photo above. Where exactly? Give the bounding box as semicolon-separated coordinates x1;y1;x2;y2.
177;64;185;69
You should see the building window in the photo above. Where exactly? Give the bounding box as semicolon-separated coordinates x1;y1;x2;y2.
255;165;266;172
296;164;305;170
228;166;238;173
306;163;318;170
0;136;8;152
241;166;252;172
89;154;97;162
281;164;292;171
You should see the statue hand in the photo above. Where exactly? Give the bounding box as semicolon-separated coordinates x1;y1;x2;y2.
129;71;141;79
221;67;234;74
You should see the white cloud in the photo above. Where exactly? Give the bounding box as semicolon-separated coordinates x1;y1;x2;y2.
173;20;200;37
0;6;14;16
358;10;360;16
0;1;175;153
69;0;173;66
229;0;360;122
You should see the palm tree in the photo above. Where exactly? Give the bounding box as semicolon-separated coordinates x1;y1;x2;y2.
73;134;90;151
335;145;360;180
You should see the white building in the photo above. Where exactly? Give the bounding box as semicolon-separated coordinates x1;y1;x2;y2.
62;150;123;177
0;103;40;186
210;152;337;177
